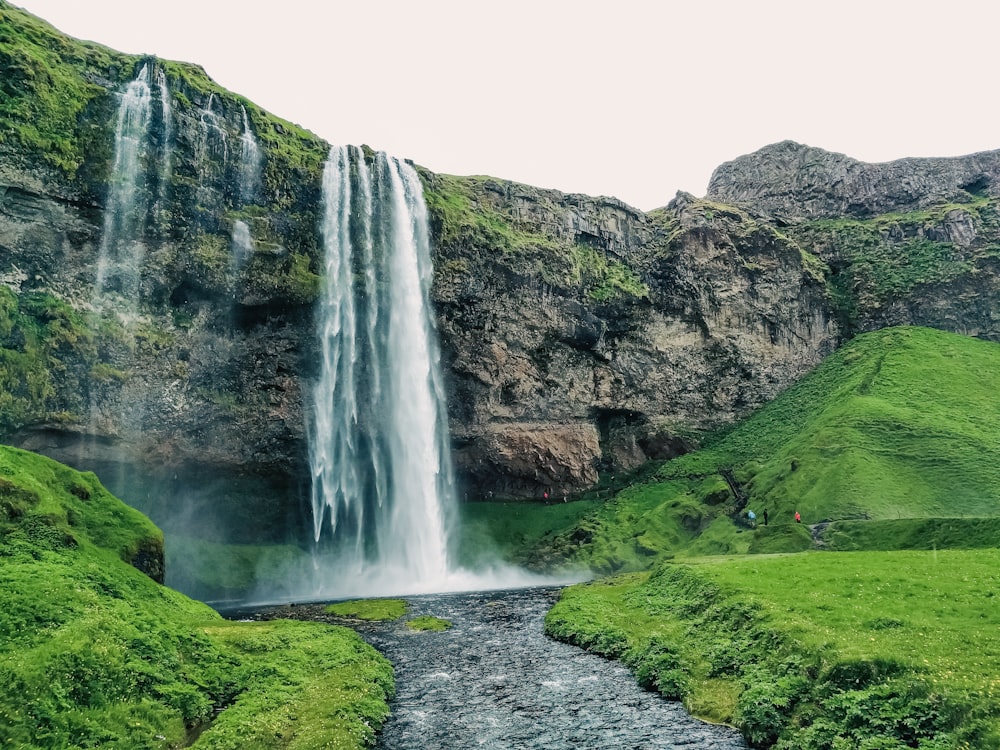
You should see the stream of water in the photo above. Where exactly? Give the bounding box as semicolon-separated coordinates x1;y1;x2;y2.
253;587;748;750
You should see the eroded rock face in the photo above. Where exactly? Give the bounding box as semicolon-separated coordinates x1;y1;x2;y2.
0;131;846;504
426;177;839;497
707;140;1000;222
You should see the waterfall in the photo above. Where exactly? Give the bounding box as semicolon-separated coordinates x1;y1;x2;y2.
230;219;253;273
95;64;153;307
154;67;173;207
309;145;456;595
238;106;262;204
195;94;228;204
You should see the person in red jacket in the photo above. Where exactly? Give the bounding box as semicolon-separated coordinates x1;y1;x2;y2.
795;511;801;523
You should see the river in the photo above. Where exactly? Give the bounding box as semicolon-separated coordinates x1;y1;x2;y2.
251;586;747;749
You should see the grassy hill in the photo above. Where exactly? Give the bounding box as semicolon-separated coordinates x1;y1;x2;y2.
503;326;1000;571
546;551;1000;749
531;325;1000;746
0;445;392;749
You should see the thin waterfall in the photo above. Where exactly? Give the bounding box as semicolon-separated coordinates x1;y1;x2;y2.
238;106;262;204
195;94;228;205
154;67;173;208
309;145;455;593
230;219;253;275
95;64;153;308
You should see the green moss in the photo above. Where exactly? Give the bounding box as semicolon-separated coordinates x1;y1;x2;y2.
406;616;452;631
191;620;393;749
420;171;648;301
325;599;408;621
0;445;393;748
791;199;996;332
0;287;97;433
569;243;649;301
191;232;232;289
283;251;322;302
0;4;129;174
241;250;321;306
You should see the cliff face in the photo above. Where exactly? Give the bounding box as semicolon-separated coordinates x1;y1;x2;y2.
707;141;1000;342
2;3;1000;560
423;175;837;496
707;140;1000;222
0;4;330;556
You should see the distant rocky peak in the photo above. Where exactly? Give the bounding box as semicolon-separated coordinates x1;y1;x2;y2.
706;140;1000;222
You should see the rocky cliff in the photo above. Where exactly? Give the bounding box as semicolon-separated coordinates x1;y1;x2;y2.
707;139;1000;222
2;4;1000;590
707;141;1000;341
422;174;837;497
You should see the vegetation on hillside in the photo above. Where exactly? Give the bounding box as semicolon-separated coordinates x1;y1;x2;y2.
405;616;452;632
0;444;393;749
499;326;1000;572
325;599;408;622
0;2;127;173
0;287;102;433
790;197;1000;333
420;171;649;302
546;553;1000;748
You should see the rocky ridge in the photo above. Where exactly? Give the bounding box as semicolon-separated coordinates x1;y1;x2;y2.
707;139;1000;222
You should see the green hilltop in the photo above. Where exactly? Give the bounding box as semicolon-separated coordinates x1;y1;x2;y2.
510;326;1000;571
0;445;392;749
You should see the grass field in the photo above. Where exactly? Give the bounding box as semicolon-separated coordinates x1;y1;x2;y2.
546;550;1000;749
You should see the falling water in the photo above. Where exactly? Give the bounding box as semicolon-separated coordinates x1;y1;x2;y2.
308;145;455;595
230;219;253;273
195;94;228;205
238;106;262;204
154;67;173;207
95;64;153;306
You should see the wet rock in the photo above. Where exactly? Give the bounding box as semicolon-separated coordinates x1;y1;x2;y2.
294;588;748;750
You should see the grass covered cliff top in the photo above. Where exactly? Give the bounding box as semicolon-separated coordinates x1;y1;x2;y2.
0;444;393;749
0;1;126;173
0;2;326;182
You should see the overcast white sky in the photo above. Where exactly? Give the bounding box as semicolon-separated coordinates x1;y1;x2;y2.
12;0;1000;210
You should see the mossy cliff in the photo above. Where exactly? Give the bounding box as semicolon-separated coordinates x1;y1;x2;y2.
2;4;1000;596
0;3;327;591
422;173;837;498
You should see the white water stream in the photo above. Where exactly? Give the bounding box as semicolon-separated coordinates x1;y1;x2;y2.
309;145;454;594
154;67;172;208
237;106;261;204
304;146;559;599
94;64;152;307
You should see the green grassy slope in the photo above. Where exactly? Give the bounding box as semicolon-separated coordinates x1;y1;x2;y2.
0;445;392;749
524;326;1000;571
546;552;1000;749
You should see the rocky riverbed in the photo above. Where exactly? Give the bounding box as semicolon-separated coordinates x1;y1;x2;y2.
246;587;747;750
